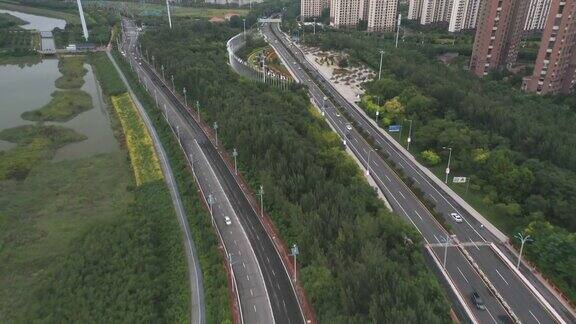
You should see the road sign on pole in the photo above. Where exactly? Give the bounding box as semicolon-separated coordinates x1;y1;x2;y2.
453;176;467;183
388;125;402;133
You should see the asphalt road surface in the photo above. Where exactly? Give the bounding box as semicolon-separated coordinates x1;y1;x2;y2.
262;22;570;324
120;19;305;324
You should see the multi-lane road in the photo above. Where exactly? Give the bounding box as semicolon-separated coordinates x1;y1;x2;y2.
120;19;306;324
262;21;574;324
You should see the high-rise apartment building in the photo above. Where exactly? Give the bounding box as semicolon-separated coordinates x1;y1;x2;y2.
367;0;398;32
408;0;424;20
301;0;330;18
524;0;552;30
448;0;481;32
419;0;454;24
330;0;362;27
469;0;529;76
523;0;576;94
301;0;329;18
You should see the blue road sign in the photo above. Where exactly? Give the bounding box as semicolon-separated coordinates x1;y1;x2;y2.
389;125;402;133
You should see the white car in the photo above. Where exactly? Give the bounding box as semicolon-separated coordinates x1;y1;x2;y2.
451;212;463;223
345;123;353;131
224;216;232;226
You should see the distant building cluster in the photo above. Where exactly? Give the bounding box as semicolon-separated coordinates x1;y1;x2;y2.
407;0;554;33
301;0;399;32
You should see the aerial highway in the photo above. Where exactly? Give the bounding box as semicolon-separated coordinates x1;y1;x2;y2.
261;21;573;324
120;18;306;324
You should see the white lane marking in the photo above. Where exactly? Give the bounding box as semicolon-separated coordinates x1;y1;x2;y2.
272;270;276;276
433;234;441;243
469;237;480;251
246;275;250;281
234;240;238;246
266;256;270;263
495;269;509;286
486;308;498;324
243;262;246;269
238;250;242;256
250;288;254;296
398;191;406;200
456;266;469;284
430;194;438;202
277;283;281;290
529;310;542;324
253;305;257;312
414;178;420;185
414;210;423;220
257;234;261;241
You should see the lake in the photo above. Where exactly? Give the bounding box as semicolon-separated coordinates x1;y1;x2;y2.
0;9;65;31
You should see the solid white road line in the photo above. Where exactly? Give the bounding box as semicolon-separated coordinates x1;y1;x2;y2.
529;310;542;324
414;210;423;220
495;269;509;286
398;191;406;200
456;266;469;284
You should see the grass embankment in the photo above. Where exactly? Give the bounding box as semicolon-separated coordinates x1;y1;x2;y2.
21;90;92;122
89;52;126;96
0;125;85;180
22;56;94;122
113;49;232;323
111;93;163;186
54;56;87;89
0;11;38;59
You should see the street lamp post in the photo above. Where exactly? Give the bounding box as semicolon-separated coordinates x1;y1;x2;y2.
367;149;378;176
443;146;452;184
406;119;413;151
213;122;218;147
208;193;215;217
161;64;165;80
183;87;187;107
378;50;385;80
313;18;316;35
171;74;174;90
232;148;238;175
152;55;155;71
443;234;453;269
196;100;200;119
515;233;533;269
322;96;327;116
257;185;264;218
243;19;246;39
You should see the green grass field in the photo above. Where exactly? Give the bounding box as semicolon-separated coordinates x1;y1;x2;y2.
21;90;93;122
0;152;134;321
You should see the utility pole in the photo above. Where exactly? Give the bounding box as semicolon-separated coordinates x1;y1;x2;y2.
406;119;413;151
196;100;200;119
166;0;172;29
171;74;175;90
395;13;402;48
515;233;533;269
243;19;246;39
378;50;385;80
321;96;327;116
161;64;165;80
232;148;238;175
208;193;215;217
443;146;452;184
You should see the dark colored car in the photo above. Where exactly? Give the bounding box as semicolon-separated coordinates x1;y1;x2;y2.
472;292;486;311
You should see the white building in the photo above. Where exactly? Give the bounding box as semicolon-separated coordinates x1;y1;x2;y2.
301;0;330;18
524;0;552;30
408;0;424;20
367;0;398;32
330;0;362;28
448;0;481;32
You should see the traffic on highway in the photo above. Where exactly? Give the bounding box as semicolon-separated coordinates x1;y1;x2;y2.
260;21;572;324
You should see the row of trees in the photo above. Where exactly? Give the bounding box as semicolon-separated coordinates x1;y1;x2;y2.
140;19;452;322
302;29;576;302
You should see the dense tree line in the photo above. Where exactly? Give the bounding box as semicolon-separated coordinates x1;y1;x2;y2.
303;30;576;301
141;20;451;322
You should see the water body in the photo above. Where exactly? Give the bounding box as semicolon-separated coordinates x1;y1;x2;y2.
0;9;65;31
0;58;120;159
